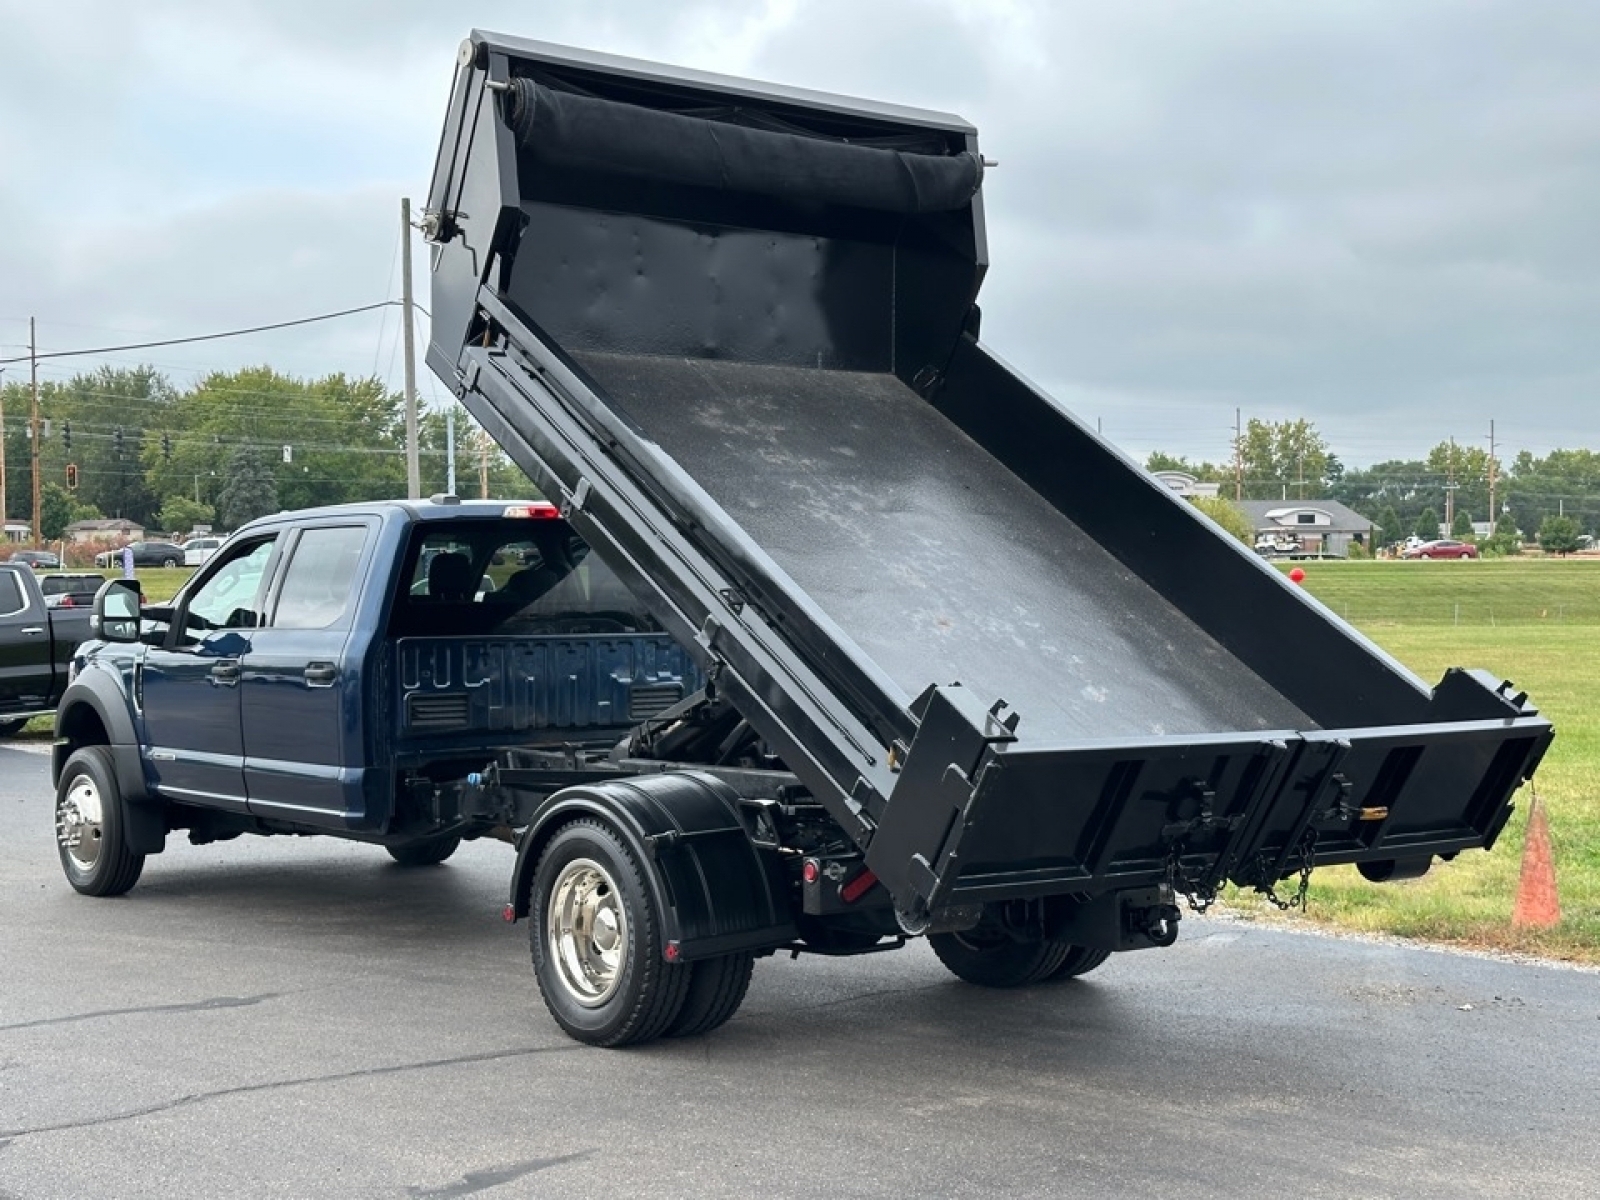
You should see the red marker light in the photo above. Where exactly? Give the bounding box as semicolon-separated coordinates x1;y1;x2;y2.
501;904;517;923
664;942;681;962
840;869;879;904
802;859;820;884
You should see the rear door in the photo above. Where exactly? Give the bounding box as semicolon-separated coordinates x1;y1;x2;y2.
139;536;278;810
240;521;376;828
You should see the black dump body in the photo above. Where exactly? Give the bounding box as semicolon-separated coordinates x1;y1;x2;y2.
425;32;1551;924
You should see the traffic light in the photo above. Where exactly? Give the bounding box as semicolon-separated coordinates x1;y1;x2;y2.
113;427;124;459
62;421;71;453
65;463;78;490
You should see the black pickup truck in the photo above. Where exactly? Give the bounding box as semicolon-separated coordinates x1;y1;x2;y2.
51;33;1552;1048
0;562;92;736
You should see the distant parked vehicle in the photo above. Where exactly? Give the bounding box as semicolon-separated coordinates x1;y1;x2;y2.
94;541;186;569
38;573;107;608
1253;533;1301;556
181;536;224;566
1402;539;1479;560
9;549;61;570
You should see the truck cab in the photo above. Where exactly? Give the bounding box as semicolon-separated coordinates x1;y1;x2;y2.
53;497;700;854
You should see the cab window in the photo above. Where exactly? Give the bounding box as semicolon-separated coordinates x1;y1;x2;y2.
178;539;275;645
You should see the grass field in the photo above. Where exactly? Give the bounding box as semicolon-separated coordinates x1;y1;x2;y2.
1244;559;1600;962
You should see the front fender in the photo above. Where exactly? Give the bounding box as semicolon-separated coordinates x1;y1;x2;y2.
509;772;795;962
55;657;164;855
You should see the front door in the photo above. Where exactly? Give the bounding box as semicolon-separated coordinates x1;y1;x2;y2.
139;537;277;811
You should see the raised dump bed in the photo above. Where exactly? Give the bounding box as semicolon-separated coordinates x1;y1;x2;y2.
425;31;1550;929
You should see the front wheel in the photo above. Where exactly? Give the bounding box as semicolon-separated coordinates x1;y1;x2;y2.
55;746;145;897
530;819;689;1046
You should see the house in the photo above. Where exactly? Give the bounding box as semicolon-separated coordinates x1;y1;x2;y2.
1236;500;1374;558
1149;470;1221;499
65;518;145;544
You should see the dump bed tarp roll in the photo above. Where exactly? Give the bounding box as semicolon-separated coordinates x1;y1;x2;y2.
504;77;983;213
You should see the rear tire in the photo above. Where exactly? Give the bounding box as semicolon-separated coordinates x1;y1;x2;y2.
929;924;1069;988
1045;945;1112;980
55;746;145;897
386;833;461;866
530;819;689;1046
663;953;754;1038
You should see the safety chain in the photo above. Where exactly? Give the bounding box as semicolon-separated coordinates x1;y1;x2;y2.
1165;841;1223;914
1257;828;1318;912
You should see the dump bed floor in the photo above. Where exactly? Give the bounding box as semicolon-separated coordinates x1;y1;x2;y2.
573;352;1313;742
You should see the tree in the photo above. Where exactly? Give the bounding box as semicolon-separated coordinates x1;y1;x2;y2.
1235;418;1334;500
1538;514;1581;556
1186;495;1254;544
1376;504;1403;547
156;497;215;537
1413;507;1441;540
38;483;75;541
214;446;279;530
1451;509;1473;537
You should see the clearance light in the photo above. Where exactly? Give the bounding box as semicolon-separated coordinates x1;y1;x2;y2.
502;502;562;519
840;869;879;904
802;859;820;884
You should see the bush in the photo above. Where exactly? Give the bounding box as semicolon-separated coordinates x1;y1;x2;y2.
1186;495;1254;544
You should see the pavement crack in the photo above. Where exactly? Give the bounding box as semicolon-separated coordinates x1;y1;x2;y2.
0;1043;579;1142
0;993;282;1032
406;1153;592;1197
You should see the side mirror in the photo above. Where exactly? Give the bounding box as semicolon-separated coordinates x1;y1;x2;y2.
92;579;143;643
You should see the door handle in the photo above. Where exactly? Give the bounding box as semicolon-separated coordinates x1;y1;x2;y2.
304;662;338;687
210;661;241;685
20;626;43;636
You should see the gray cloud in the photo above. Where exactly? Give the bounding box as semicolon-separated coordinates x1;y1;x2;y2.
5;0;1598;466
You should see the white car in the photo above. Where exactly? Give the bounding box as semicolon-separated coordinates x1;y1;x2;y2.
182;536;223;566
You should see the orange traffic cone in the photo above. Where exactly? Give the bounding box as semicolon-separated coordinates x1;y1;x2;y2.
1511;795;1560;929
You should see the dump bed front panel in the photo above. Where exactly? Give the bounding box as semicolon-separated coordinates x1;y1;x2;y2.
570;350;1311;741
395;633;702;742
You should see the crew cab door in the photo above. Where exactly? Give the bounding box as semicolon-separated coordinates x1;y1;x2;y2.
0;566;53;713
240;522;375;828
139;536;278;810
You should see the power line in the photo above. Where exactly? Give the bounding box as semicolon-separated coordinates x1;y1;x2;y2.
0;302;403;367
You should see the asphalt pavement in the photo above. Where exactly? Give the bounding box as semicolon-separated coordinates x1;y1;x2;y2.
2;743;1596;1199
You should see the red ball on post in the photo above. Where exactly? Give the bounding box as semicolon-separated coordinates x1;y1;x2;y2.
1288;567;1306;584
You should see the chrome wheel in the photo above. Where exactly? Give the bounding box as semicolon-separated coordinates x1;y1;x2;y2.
546;857;629;1008
57;772;106;872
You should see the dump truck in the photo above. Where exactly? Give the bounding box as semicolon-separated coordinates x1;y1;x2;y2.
52;30;1552;1050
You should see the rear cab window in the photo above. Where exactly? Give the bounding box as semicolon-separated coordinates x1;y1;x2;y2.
388;514;658;637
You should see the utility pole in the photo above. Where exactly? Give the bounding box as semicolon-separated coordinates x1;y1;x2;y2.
1233;408;1243;501
401;197;421;500
29;318;41;548
1486;419;1497;537
477;429;490;499
1443;436;1457;531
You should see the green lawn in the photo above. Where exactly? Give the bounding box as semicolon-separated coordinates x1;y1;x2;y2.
1247;559;1600;962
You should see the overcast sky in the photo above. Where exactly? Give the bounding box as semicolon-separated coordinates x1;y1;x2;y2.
3;1;1597;469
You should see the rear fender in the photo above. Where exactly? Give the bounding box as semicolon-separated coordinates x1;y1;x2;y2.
509;772;795;962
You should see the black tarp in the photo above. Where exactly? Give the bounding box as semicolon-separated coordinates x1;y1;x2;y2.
505;77;983;214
